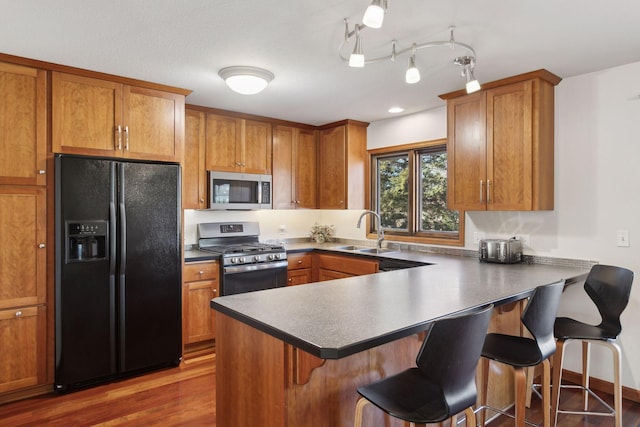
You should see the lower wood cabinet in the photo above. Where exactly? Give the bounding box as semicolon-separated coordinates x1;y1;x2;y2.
0;306;47;395
182;261;219;352
287;253;313;286
316;253;379;281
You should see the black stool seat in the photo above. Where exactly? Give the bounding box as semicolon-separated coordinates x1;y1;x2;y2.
357;368;452;423
482;333;548;367
354;304;493;427
554;317;619;341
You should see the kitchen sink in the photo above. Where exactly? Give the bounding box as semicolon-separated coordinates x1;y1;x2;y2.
330;245;366;251
357;248;397;254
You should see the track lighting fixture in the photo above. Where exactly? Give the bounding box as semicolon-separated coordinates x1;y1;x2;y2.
454;56;481;93
405;46;420;84
340;2;480;91
362;0;387;29
349;26;365;67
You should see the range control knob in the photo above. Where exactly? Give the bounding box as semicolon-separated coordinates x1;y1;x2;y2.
274;253;282;260
230;257;238;264
253;255;260;262
239;257;246;263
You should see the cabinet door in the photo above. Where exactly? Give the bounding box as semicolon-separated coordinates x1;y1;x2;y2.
288;269;312;286
446;91;487;210
243;120;272;174
184;110;207;209
318;126;346;209
183;280;218;344
0;62;47;186
123;85;184;162
0;306;47;393
272;125;295;209
318;269;352;282
486;81;533;210
295;129;317;209
205;114;241;172
0;186;46;310
52;72;123;157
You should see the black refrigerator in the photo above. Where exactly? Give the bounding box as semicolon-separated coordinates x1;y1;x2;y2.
54;155;182;393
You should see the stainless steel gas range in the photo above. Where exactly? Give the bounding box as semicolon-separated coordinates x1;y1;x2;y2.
197;222;287;296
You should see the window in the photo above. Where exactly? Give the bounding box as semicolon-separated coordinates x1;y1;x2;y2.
369;139;464;246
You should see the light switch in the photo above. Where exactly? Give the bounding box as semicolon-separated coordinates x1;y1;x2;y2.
616;230;630;247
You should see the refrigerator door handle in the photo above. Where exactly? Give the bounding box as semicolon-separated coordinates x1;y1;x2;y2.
109;162;118;374
118;163;127;370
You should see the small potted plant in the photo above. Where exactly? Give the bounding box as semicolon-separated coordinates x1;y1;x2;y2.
310;223;335;243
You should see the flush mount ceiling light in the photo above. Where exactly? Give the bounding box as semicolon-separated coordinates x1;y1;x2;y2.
339;2;480;93
218;66;274;95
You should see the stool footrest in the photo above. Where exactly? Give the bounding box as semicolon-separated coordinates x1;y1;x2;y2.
474;404;540;427
555;384;616;418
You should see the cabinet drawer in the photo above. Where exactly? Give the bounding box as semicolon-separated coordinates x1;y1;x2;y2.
183;261;219;282
316;254;378;276
288;253;312;270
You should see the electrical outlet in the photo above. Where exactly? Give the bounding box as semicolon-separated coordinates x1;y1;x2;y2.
279;225;286;233
473;232;485;244
617;230;630;247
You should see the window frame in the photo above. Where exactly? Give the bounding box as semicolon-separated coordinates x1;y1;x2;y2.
366;138;465;247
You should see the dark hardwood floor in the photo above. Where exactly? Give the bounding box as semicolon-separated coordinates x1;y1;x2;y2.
0;352;638;426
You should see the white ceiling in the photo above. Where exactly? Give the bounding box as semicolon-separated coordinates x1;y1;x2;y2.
2;0;640;126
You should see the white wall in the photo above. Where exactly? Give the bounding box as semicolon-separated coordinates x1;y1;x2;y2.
184;61;640;389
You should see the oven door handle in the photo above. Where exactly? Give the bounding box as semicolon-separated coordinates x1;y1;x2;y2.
224;260;289;275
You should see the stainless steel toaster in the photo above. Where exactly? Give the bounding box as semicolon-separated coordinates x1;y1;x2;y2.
479;238;522;264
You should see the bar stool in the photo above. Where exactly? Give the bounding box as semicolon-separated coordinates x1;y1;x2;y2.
478;280;565;427
551;264;634;427
353;304;493;427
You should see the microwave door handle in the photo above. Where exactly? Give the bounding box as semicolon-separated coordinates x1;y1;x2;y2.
257;181;262;204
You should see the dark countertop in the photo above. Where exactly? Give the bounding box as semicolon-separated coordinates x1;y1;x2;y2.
184;248;219;262
210;243;590;359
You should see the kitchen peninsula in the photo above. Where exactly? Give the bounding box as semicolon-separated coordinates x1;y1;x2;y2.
211;250;590;426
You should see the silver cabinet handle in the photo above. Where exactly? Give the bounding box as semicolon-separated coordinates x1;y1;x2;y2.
38;243;46;249
487;179;492;203
38;170;46;175
116;125;122;150
198;270;204;276
479;180;484;203
124;126;130;151
15;311;22;317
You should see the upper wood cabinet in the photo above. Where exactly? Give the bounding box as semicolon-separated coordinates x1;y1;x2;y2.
0;62;47;186
205;114;272;174
183;110;207;210
317;121;368;209
441;70;560;211
273;125;317;209
52;72;185;162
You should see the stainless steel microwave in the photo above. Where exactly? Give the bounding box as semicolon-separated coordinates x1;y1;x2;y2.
208;171;272;210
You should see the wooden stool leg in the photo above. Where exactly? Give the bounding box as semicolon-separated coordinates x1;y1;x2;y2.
477;357;490;426
551;340;566;427
541;359;551;427
514;367;527;427
581;340;591;410
464;406;476;426
354;396;369;427
610;341;622;427
525;366;535;407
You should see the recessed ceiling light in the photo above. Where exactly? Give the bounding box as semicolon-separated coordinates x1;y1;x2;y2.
388;107;404;113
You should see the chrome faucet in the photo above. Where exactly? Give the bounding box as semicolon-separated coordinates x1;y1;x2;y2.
356;210;384;250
